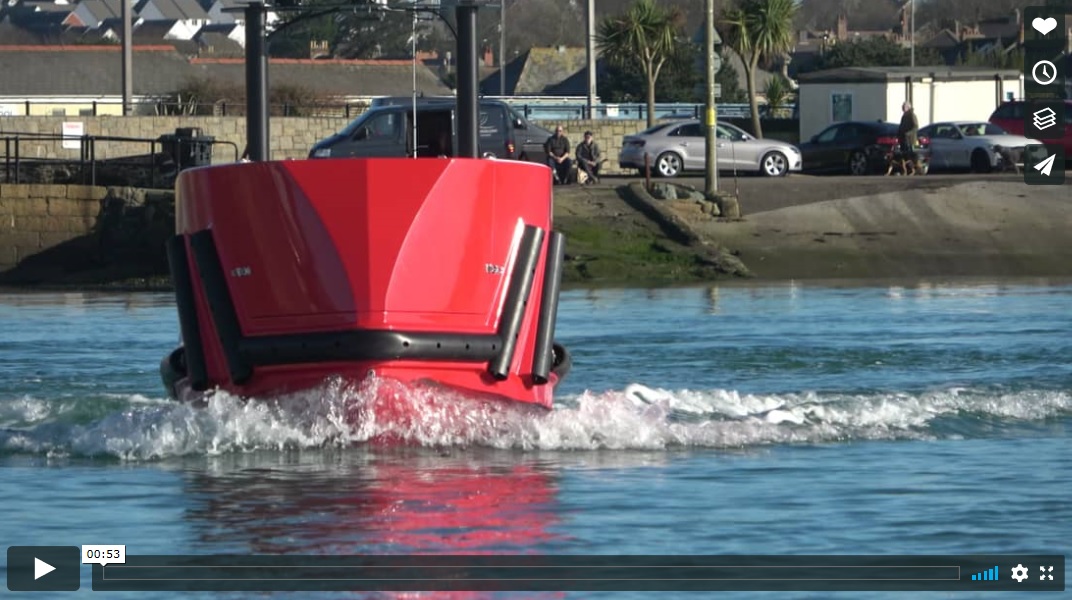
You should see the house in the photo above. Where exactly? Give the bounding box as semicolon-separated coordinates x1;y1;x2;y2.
200;0;236;24
0;45;195;115
187;56;453;101
62;0;121;28
0;45;453;116
796;66;1023;140
3;0;74;27
480;46;588;96
191;22;243;54
198;0;278;27
100;17;199;42
920;10;1026;65
134;0;209;30
790;12;904;77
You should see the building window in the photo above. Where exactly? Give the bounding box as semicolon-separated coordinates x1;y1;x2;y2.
52;109;67;116
79;109;94;116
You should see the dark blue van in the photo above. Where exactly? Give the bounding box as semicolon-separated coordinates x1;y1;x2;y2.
309;98;553;162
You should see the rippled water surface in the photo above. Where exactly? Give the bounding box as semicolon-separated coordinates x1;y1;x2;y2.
1;280;1069;598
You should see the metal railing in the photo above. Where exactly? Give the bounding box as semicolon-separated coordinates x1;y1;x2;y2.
0;100;371;119
1;132;239;188
2;99;797;122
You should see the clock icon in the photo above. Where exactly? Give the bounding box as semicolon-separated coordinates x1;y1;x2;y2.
1033;60;1058;85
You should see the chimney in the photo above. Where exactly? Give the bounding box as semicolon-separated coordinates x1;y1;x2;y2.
836;14;847;40
309;40;329;59
482;45;493;67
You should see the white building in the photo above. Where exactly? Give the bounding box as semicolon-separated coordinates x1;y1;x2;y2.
797;66;1025;140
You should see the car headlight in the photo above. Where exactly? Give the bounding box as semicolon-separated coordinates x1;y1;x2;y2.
312;148;332;158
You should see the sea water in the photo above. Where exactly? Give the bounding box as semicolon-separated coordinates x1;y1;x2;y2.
1;280;1069;599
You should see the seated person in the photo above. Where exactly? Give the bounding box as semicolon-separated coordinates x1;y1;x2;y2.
544;125;572;184
575;131;603;184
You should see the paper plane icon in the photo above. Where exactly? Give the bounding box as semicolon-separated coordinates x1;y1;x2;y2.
1034;153;1057;176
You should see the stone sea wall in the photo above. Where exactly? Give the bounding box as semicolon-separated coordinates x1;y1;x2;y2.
0;184;173;281
0;184;104;271
0;116;649;174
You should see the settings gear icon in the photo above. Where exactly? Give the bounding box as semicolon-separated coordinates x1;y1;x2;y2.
1012;564;1029;582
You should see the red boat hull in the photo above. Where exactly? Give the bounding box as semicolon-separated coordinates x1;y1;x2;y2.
161;157;568;411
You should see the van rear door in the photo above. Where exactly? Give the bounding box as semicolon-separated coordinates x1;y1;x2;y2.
477;105;510;158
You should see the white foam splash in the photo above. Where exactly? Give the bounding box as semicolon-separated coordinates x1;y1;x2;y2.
1;377;1069;460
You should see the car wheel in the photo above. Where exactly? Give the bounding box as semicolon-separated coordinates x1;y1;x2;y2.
848;150;869;175
760;151;789;177
655;152;682;177
970;149;992;173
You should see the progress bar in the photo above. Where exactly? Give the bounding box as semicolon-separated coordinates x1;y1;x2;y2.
92;555;1065;592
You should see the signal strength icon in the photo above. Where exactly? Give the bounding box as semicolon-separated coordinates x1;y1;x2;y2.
972;566;1000;581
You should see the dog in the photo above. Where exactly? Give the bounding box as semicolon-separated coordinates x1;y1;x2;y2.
884;144;918;176
993;145;1022;174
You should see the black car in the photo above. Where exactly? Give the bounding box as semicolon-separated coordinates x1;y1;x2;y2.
798;121;930;175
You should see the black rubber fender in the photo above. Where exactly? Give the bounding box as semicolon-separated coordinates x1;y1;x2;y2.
551;342;572;382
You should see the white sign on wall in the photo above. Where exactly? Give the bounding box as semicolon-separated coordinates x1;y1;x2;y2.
0;105;14;116
62;121;84;150
831;92;853;122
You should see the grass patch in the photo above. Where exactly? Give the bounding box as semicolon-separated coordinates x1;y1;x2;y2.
555;214;728;286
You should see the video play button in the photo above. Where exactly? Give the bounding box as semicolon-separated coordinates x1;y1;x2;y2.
34;558;56;580
7;546;80;591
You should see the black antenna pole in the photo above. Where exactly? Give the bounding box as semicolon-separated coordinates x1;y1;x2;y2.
244;1;269;161
455;0;479;158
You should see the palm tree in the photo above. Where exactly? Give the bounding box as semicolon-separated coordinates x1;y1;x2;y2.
765;75;790;116
597;0;684;128
721;0;797;138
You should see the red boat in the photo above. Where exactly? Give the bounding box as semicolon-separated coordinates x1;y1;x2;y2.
159;156;570;410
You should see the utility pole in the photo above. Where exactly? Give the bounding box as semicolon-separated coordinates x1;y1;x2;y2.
703;0;718;196
499;0;505;96
585;0;596;118
910;0;915;68
121;0;132;115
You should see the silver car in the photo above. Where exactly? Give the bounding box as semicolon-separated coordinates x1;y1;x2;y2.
618;120;802;177
918;121;1040;172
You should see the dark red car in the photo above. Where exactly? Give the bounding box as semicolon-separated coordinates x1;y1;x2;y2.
988;100;1072;156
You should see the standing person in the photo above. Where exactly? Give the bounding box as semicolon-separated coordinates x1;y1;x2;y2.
897;101;919;175
544;125;572;184
575;130;603;185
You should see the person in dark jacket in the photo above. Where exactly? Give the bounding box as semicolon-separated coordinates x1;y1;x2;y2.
575;131;604;184
897;101;919;174
544;125;572;184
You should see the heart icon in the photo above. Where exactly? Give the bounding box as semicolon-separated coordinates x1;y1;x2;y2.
1033;16;1057;36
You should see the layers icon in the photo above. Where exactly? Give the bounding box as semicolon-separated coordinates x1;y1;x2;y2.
1033;106;1057;130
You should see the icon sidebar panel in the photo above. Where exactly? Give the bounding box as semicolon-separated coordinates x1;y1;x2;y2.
1023;8;1067;185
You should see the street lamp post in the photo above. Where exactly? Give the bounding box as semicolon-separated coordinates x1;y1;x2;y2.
703;0;718;196
585;0;596;118
910;0;915;68
500;0;505;96
121;0;132;115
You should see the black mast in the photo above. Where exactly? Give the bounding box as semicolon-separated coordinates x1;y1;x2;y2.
455;0;480;158
243;1;269;161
